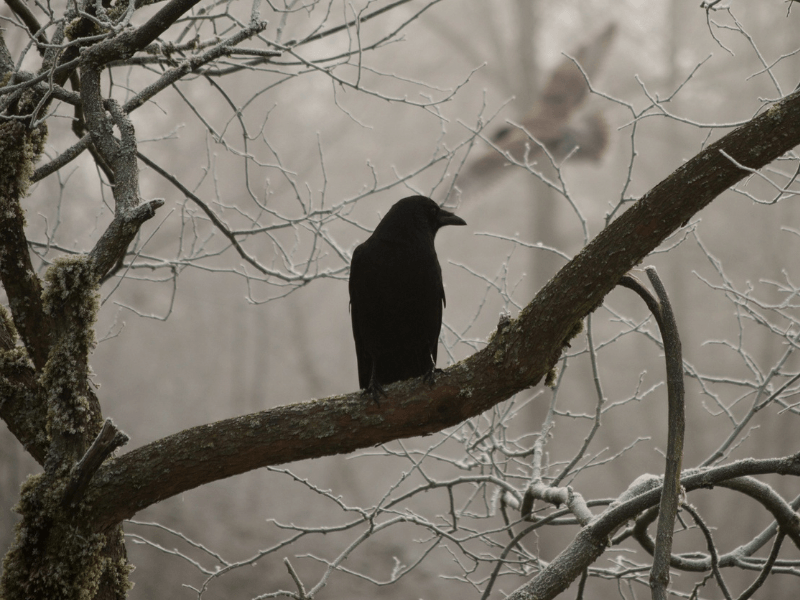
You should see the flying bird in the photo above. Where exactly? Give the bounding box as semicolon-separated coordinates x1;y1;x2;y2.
462;23;616;186
349;196;467;402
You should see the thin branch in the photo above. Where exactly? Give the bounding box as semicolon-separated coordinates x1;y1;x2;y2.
620;268;686;599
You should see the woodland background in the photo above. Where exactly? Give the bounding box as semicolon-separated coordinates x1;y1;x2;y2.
2;1;800;598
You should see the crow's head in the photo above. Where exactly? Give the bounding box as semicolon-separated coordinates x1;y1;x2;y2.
375;196;466;241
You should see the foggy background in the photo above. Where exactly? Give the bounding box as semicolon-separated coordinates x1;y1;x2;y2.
2;1;800;598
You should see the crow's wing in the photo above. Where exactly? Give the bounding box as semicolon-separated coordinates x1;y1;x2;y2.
349;242;374;389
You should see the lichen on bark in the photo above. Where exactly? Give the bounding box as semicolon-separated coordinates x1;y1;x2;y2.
0;469;132;600
1;254;132;599
39;256;102;442
0;120;47;200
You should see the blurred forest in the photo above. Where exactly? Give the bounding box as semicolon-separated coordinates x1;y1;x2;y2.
2;0;800;598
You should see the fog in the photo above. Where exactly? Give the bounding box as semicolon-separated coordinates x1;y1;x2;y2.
2;1;800;598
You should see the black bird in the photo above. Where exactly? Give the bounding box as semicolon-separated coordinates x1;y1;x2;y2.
349;196;467;401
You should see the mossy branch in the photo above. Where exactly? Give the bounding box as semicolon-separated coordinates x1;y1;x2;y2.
62;419;130;508
0;121;52;370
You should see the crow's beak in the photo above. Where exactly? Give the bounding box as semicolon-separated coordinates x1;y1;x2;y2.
437;208;466;228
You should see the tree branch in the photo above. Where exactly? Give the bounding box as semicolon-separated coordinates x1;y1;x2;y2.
0;121;52;370
80;53;164;279
87;199;165;280
681;504;732;600
62;419;130;508
630;482;800;573
0;305;47;464
5;0;49;48
504;455;800;600
82;88;800;531
619;268;685;599
78;0;206;68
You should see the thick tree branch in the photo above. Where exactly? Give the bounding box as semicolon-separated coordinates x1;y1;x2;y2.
127;0;205;52
0;121;52;370
80;57;164;279
83;88;800;531
77;0;205;69
0;305;47;464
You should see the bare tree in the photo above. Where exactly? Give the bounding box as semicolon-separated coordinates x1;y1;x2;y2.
2;1;800;599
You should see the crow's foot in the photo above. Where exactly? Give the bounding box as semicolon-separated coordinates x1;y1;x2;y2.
423;367;444;388
363;380;387;405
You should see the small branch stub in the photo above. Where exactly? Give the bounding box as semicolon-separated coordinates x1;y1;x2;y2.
88;198;165;280
62;418;130;508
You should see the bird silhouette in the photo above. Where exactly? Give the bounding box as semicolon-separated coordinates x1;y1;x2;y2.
349;196;467;402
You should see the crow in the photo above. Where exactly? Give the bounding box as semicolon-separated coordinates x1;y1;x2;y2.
349;196;467;402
